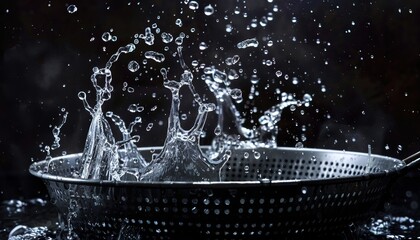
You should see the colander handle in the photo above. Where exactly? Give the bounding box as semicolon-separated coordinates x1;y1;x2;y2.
402;150;420;169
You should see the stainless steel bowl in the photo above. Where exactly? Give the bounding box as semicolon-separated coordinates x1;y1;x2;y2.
29;147;419;239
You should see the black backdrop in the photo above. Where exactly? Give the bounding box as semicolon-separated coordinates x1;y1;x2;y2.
1;0;419;202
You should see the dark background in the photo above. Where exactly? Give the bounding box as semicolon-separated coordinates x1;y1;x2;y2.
1;0;419;207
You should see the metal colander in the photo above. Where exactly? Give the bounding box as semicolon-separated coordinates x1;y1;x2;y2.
29;147;419;239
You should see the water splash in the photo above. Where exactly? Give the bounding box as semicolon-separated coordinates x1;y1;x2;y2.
42;110;69;172
139;47;221;182
76;44;136;180
106;112;148;181
203;65;312;162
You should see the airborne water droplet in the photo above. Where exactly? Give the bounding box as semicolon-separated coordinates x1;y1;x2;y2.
67;4;77;13
259;16;268;27
146;123;154;131
145;51;165;63
188;1;199;10
225;24;233;33
250;75;259;84
102;32;112;42
199;42;208;50
237;38;259;49
204;4;214;16
175;18;183;27
128;60;140;72
161;32;174;43
230;88;243;103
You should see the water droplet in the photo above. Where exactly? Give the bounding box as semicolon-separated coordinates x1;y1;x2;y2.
225;24;233;33
146;123;154;131
67;4;77;14
175;18;183;27
199;42;208;50
145;51;165;63
175;33;185;45
161;32;173;43
214;126;221;136
237;38;259;49
250;18;258;28
213;69;227;83
204;4;214;16
102;32;112;42
128;60;140;72
385;144;390;150
250;75;259;84
230;88;243;103
227;69;239;80
234;6;240;14
295;142;304;148
253;151;261;159
291;16;297;23
267;12;274;21
243;152;249;159
260;178;271;184
188;1;199;10
301;187;307;194
259;16;268;27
